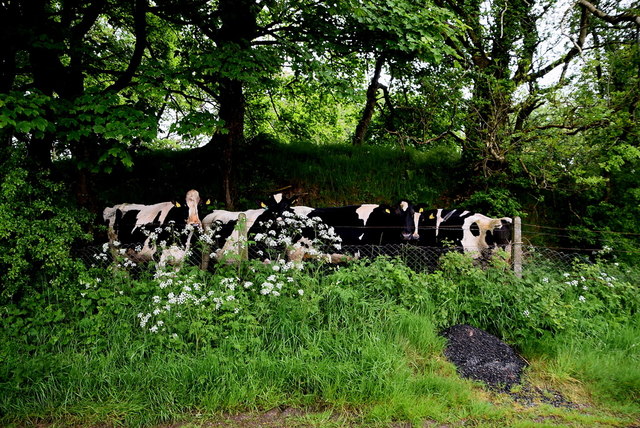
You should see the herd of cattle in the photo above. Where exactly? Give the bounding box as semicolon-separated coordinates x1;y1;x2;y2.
102;189;513;268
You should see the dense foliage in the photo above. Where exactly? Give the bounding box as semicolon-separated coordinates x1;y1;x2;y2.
1;0;638;250
1;0;639;425
1;251;638;425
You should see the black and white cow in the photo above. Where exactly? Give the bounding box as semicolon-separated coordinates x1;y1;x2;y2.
412;206;512;260
285;201;418;262
295;201;418;245
103;189;205;265
201;193;297;262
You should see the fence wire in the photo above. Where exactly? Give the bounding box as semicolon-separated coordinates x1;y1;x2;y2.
74;243;595;275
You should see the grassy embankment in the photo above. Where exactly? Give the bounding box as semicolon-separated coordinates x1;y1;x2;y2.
1;251;638;427
2;141;638;426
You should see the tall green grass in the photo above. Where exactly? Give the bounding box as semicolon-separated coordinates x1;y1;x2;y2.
2;256;639;426
240;137;460;207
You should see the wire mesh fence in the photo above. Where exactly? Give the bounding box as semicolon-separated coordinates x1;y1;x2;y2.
74;242;595;275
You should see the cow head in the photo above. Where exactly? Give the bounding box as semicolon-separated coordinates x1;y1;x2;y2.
396;201;419;241
484;217;513;250
412;203;431;240
375;201;418;242
259;193;297;216
173;189;203;226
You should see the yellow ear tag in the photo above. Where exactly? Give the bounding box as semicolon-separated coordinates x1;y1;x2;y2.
385;209;391;214
206;199;211;205
260;202;267;208
175;202;181;208
429;213;435;219
419;208;424;213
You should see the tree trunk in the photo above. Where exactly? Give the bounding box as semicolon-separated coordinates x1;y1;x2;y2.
204;0;258;209
353;55;385;146
217;77;246;210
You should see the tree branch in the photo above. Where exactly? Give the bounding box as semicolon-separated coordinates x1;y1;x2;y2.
535;119;610;135
577;0;640;27
527;3;590;83
104;0;148;93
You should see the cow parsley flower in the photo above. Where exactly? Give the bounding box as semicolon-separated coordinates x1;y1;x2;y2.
298;289;304;296
578;295;586;302
221;277;236;291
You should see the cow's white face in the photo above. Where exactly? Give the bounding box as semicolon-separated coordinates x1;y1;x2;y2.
399;201;419;240
185;189;201;226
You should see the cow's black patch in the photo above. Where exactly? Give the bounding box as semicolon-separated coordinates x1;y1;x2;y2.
305;203;416;246
470;222;480;237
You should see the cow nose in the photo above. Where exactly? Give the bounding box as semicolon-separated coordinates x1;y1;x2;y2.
402;231;420;240
187;216;201;226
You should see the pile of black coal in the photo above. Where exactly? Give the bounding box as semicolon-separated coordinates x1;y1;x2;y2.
440;324;527;392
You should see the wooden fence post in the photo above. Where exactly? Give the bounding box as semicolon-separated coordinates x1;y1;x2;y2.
237;212;249;261
200;242;211;271
513;216;523;278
